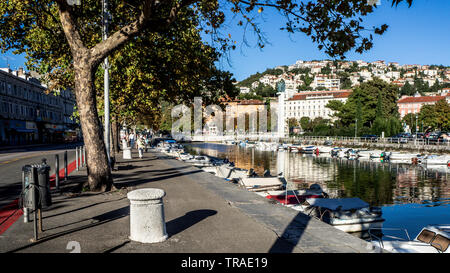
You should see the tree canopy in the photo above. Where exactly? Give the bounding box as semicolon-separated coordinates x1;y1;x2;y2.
0;0;414;190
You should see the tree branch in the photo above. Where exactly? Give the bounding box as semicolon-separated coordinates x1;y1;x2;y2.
55;0;87;56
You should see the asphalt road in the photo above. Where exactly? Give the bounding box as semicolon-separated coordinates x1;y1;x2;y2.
0;143;83;208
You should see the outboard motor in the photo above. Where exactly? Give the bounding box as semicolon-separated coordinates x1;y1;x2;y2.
263;169;272;177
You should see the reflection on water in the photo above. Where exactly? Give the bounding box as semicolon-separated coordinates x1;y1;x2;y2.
185;143;450;239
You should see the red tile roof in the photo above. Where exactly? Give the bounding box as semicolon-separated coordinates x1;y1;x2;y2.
397;95;447;104
288;90;352;101
238;99;264;105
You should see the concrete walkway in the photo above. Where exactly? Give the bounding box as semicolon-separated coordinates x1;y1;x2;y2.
0;150;376;253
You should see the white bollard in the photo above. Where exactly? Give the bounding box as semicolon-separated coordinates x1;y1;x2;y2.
127;188;168;243
123;147;132;159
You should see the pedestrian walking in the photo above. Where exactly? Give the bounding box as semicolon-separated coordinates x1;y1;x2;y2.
137;136;145;159
144;135;149;152
129;132;135;149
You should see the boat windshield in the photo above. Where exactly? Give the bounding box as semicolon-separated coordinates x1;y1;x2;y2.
431;235;449;252
417;229;450;252
417;229;436;244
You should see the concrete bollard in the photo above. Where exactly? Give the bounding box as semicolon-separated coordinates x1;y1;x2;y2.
127;188;168;243
123;147;132;159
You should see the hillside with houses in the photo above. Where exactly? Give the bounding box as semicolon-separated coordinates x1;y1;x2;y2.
236;60;450;97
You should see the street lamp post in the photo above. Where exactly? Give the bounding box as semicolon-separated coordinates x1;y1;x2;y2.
103;0;111;165
415;114;418;135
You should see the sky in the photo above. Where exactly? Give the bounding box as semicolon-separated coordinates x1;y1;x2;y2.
1;0;449;82
212;0;450;81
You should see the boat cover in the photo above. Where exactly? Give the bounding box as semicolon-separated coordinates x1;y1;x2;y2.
305;197;369;211
240;177;283;191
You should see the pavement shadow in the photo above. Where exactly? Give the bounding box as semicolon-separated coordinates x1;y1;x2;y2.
0;182;22;208
42;198;126;220
116;165;145;171
114;170;203;188
268;210;311;253
166;209;217;237
116;157;157;164
6;206;130;253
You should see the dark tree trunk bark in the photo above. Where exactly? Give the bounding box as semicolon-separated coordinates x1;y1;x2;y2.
74;59;113;191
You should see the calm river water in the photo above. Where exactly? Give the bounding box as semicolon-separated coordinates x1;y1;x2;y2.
184;142;450;240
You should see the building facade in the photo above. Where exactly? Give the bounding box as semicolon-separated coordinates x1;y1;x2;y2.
0;67;78;146
397;93;450;118
285;90;351;120
277;89;351;136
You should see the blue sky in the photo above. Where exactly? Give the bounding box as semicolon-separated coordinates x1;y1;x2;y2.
1;0;449;82
213;0;450;81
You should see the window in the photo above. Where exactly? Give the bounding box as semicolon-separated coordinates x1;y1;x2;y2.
431;234;449;252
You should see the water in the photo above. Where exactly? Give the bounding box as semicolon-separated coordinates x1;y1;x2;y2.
184;142;450;241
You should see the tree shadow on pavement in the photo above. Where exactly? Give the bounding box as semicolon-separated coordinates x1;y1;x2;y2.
166;209;217;237
6;206;130;253
268;210;311;253
113;170;203;188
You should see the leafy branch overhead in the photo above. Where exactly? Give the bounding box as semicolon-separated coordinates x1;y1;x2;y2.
0;0;414;191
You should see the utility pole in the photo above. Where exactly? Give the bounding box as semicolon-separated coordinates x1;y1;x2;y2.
103;0;111;164
415;114;418;135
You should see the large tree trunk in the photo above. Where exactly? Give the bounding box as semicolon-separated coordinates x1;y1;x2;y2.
74;59;113;192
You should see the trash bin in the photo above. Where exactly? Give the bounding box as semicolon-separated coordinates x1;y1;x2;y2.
127;188;168;243
36;159;52;208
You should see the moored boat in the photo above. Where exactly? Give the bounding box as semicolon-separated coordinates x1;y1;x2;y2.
369;225;450;253
298;197;385;233
422;155;450;166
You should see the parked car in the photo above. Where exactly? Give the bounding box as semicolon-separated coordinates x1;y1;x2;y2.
388;133;412;144
361;134;379;142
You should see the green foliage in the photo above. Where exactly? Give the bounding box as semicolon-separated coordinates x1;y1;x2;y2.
418;99;450;131
402;113;418;131
253;83;277;97
327;78;399;129
400;81;414;96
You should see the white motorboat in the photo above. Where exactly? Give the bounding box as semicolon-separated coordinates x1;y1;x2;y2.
369;225;450;253
178;153;194;161
215;164;254;181
294;198;385;233
369;150;384;159
330;147;341;157
254;184;328;205
289;144;302;153
346;149;358;159
317;146;334;154
357;150;372;158
239;176;285;192
422;155;450;166
256;142;278;151
385;152;419;163
185;155;214;167
301;145;317;154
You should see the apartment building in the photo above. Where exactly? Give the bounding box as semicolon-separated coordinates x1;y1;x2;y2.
397;94;450;118
284;90;351;121
312;74;340;90
0;67;78;146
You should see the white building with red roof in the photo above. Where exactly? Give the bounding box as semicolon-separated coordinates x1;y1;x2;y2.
284;90;352;122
